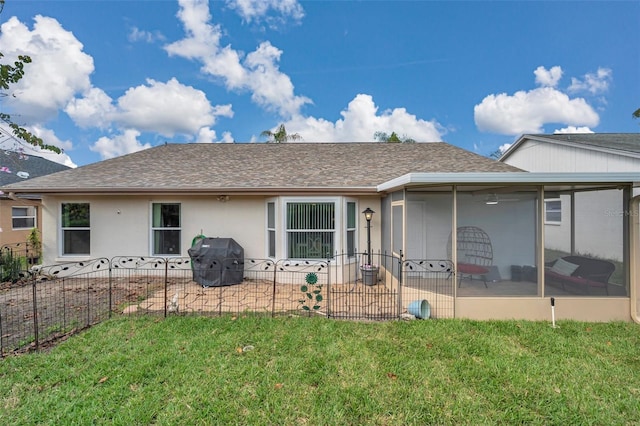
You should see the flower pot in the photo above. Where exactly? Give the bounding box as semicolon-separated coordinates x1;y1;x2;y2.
360;266;379;286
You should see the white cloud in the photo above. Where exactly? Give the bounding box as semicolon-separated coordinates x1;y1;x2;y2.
226;0;305;25
498;143;512;155
553;126;594;134
474;87;599;135
128;27;165;43
534;65;563;87
568;67;612;95
115;78;232;136
90;129;152;160
276;94;444;142
194;127;234;143
65;87;117;129
67;79;232;138
165;0;310;118
0;16;94;122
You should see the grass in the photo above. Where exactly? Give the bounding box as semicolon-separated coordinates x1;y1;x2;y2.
1;316;639;425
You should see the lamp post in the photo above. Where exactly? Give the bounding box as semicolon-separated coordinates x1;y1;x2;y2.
362;207;374;265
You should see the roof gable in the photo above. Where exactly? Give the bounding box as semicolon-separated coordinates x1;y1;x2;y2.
1;142;521;194
501;133;640;161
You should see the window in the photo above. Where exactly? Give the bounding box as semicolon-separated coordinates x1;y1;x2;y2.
346;202;356;257
392;204;403;254
152;203;181;255
12;206;36;229
287;202;334;259
545;199;561;224
61;203;90;255
267;201;276;258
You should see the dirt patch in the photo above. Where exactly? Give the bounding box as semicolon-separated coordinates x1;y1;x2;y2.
0;276;165;355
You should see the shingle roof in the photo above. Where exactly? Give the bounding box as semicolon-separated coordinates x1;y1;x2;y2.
0;151;70;186
1;142;522;194
522;133;640;156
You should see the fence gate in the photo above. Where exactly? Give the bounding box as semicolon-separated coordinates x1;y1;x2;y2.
326;253;401;320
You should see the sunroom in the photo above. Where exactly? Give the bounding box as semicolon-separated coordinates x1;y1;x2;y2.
378;172;640;322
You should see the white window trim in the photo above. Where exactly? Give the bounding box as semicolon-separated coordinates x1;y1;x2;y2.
281;196;342;261
344;198;358;263
60;202;91;257
150;202;182;257
12;205;37;230
266;198;277;259
544;198;562;225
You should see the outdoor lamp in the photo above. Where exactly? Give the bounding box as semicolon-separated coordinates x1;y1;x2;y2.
363;207;374;222
362;208;375;265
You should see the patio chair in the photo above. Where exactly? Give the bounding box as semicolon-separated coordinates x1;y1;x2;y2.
447;226;493;288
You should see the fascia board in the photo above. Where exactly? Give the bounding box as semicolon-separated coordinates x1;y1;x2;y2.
377;172;640;192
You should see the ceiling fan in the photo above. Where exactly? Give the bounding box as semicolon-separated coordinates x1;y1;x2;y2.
482;193;524;205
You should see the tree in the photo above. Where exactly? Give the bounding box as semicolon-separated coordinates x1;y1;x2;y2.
634;108;640;119
488;149;502;159
373;131;415;143
260;124;302;143
0;53;61;154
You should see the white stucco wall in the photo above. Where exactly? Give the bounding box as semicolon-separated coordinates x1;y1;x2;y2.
41;195;266;263
40;194;380;265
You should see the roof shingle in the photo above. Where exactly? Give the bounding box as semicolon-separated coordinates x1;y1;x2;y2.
2;142;522;194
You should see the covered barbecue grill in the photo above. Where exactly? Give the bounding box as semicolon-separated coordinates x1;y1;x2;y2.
188;237;244;287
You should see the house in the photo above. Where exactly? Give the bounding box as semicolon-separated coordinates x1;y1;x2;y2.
499;133;640;266
2;141;639;322
0;150;69;246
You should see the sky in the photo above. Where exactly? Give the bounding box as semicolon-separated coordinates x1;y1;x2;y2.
0;0;638;169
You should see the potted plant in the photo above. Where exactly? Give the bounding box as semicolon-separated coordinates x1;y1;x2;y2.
360;263;379;286
27;227;41;266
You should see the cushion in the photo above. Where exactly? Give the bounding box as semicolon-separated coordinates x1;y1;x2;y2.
458;263;489;275
550;258;580;276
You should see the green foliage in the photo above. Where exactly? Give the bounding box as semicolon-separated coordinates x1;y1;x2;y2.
488;148;503;159
0;52;62;154
634;108;640;119
2;317;640;424
374;131;416;143
260;124;302;143
27;227;42;264
0;248;25;282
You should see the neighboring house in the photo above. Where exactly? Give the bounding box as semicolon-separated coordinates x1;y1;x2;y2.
3;141;639;322
0;150;69;246
499;133;640;262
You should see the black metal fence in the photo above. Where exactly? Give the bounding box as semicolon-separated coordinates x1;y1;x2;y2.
0;252;454;356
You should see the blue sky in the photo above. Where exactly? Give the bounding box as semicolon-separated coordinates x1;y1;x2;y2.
0;0;638;168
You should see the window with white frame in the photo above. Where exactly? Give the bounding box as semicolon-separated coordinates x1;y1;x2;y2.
267;201;276;258
287;202;335;259
12;206;36;229
152;203;181;255
346;201;356;257
61;203;90;255
544;199;561;224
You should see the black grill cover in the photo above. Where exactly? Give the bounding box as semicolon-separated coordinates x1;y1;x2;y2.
188;237;244;287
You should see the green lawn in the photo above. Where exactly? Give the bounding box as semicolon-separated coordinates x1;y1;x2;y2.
1;316;639;425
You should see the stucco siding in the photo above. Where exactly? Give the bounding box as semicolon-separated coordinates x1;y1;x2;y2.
456;297;631;322
40;194;382;265
42;195;266;263
0;199;41;246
